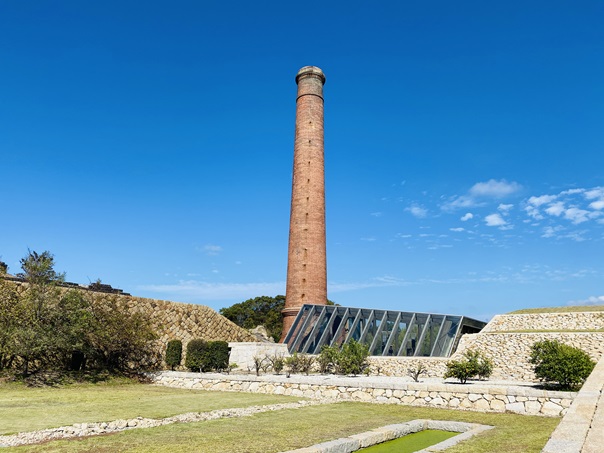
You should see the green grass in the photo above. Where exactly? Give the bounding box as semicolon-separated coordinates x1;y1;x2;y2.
0;381;302;435
1;398;560;452
361;429;458;452
509;305;604;314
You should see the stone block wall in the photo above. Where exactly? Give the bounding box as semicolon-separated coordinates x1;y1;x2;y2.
451;312;604;381
151;371;575;417
3;279;256;365
483;312;604;332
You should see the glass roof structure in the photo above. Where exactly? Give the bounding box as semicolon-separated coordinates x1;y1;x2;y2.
283;304;487;357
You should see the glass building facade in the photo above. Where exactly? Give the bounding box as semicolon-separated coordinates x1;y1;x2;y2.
283;304;486;357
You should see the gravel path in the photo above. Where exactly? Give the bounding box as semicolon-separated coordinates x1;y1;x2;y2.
0;399;335;448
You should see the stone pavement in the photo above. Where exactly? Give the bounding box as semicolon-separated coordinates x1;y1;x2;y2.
542;354;604;453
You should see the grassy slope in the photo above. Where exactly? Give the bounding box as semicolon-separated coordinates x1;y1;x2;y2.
0;382;302;435
3;399;559;453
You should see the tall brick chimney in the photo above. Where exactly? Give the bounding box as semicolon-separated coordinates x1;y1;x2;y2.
281;66;327;341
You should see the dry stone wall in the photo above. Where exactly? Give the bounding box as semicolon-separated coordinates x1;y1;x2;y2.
452;312;604;381
3;279;255;365
483;312;604;332
151;371;574;417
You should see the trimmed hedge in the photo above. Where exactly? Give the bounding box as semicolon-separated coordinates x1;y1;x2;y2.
185;339;230;372
165;340;182;370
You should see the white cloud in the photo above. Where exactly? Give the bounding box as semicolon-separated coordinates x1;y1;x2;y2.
360;237;377;242
568;295;604;306
370;212;383;217
528;195;557;206
406;204;428;218
542;226;564;238
442;179;521;212
202;244;223;256
584;187;604;200
564;207;591;224
469;179;522;198
589;200;604;210
525;205;544;220
461;213;473;221
498;203;513;213
545;202;565;217
450;227;465;232
484;213;508;227
139;280;285;301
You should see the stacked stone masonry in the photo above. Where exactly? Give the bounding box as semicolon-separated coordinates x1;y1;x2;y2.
151;371;574;417
4;279;256;364
300;312;604;382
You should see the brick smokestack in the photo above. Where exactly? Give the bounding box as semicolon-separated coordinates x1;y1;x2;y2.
281;66;327;342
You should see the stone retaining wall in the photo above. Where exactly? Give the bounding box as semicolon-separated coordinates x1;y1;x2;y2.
484;313;604;333
151;371;575;417
4;279;256;364
457;332;604;381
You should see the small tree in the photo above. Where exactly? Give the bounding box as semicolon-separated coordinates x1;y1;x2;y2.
407;363;427;382
165;340;183;370
335;340;369;376
444;350;493;384
318;345;339;374
530;340;595;390
266;354;285;375
185;339;208;372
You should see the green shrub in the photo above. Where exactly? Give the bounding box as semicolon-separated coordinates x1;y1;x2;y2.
205;341;229;372
266;354;285;374
318;345;339;374
185;339;207;372
444;350;493;384
284;353;302;375
335;340;369;376
529;340;595;390
165;340;182;370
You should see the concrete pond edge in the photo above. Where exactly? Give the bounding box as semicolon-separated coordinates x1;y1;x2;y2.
282;419;494;453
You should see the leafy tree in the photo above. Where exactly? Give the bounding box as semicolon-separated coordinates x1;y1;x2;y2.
17;250;65;285
0;250;159;376
444;349;494;384
220;295;335;342
220;295;286;342
0;280;20;369
165;340;183;370
530;340;595;390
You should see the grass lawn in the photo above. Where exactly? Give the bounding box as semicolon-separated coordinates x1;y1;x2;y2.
0;381;303;435
1;388;560;453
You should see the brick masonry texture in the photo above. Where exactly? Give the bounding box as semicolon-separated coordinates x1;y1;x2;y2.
284;66;328;339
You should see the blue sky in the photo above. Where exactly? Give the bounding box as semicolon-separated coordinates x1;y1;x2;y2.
1;1;602;321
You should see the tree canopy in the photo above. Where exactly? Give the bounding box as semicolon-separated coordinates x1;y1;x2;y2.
219;295;335;342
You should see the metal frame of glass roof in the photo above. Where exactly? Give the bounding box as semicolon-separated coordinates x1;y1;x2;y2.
283;304;486;357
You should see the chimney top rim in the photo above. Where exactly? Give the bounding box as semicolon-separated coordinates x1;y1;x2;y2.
296;66;325;85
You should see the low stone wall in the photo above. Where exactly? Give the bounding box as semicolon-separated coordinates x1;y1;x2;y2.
150;371;575;417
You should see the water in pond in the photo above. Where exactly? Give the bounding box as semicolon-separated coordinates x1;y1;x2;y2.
360;429;457;452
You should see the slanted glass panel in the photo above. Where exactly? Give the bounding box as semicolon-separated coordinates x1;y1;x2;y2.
431;316;461;356
284;304;486;358
284;305;311;345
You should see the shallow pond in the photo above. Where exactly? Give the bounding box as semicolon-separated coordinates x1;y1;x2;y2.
360;429;457;452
